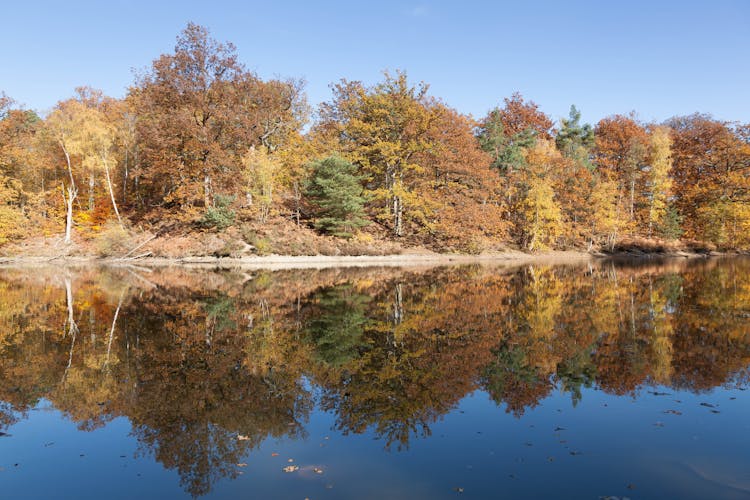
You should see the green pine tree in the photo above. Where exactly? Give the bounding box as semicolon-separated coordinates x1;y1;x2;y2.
555;105;595;168
304;156;369;239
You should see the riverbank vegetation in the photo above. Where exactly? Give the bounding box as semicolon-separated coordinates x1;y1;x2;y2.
1;23;749;257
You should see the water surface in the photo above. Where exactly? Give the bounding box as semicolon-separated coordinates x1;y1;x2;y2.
1;258;749;499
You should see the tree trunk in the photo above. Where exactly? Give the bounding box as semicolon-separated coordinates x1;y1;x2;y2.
63;184;77;245
204;174;212;208
61;276;79;384
104;289;125;370
394;195;403;237
88;172;95;211
103;155;123;226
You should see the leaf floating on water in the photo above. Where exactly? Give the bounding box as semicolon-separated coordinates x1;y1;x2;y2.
730;397;737;400
237;434;250;441
710;410;721;414
524;442;533;447
283;465;299;473
453;487;464;493
44;442;54;447
627;484;636;490
287;458;294;463
313;467;324;475
663;410;682;415
271;453;279;457
554;427;566;431
236;463;248;467
649;391;671;396
0;432;11;437
569;451;583;456
547;456;555;462
700;402;717;408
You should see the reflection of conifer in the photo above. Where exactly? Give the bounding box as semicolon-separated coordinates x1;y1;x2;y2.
304;284;370;367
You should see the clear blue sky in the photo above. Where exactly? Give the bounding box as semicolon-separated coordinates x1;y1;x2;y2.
2;0;749;125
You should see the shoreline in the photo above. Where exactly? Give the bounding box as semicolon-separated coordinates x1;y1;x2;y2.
0;249;728;270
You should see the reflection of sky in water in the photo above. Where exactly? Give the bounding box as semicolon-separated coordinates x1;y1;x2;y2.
4;387;750;499
0;258;749;499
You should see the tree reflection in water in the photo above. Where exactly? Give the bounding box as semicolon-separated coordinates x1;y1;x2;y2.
0;258;749;495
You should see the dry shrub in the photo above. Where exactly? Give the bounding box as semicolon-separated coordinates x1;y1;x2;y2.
94;222;132;256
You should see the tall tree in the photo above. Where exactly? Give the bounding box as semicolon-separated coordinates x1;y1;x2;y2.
647;126;673;237
477;93;553;173
319;71;438;237
555;105;594;167
130;23;307;217
594;115;649;231
304;156;368;239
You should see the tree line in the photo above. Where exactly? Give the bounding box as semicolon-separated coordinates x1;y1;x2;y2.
1;23;749;253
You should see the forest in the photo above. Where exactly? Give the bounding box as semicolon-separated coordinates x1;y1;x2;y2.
1;23;749;257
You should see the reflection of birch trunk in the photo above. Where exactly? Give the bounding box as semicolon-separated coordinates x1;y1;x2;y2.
62;277;79;384
393;283;403;326
104;289;126;370
630;277;636;339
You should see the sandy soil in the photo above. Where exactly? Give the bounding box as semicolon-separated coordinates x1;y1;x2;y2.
0;250;605;270
0;249;721;271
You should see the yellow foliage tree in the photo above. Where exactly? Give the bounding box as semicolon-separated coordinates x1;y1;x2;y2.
242;146;279;223
648;126;673;236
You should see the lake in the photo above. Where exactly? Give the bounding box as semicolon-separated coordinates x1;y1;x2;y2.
1;257;749;499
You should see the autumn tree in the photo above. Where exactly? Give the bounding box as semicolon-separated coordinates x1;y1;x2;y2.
511;140;564;250
477;93;554;173
0;96;40;243
594;114;649;232
647;126;673;237
318;71;438;237
130;23;307;219
667;114;750;247
241;146;279;224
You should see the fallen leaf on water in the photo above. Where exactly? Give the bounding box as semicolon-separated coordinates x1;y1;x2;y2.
649;391;670;396
700;402;717;408
663;410;682;416
554;427;566;431
569;451;583;456
710;410;721;414
237;434;250;441
287;458;294;463
271;453;279;457
313;467;324;474
283;465;299;473
236;463;248;467
453;487;464;493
